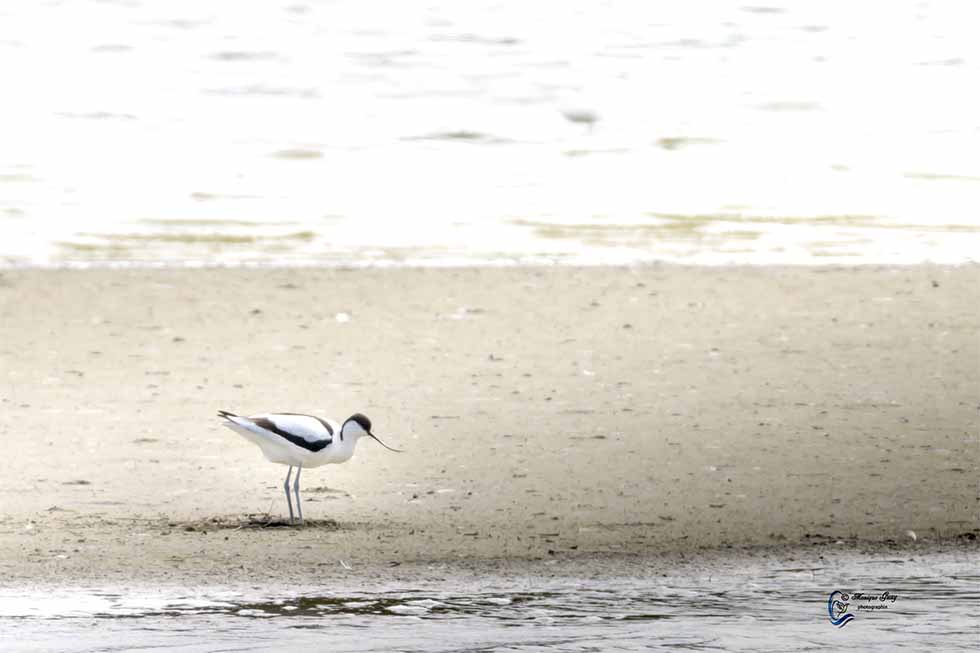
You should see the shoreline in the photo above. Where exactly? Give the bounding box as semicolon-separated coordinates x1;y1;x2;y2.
2;526;977;589
3;539;978;595
0;264;977;585
3;259;980;271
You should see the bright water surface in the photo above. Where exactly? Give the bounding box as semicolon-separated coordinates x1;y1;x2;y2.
1;552;977;651
1;0;979;266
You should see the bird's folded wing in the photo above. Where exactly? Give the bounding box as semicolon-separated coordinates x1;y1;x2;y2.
249;413;334;444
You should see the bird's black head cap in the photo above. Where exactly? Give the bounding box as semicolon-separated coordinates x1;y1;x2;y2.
347;413;372;433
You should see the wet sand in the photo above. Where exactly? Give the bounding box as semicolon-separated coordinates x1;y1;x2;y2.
0;265;977;586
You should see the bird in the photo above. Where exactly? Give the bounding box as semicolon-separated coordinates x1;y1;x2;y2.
218;410;401;524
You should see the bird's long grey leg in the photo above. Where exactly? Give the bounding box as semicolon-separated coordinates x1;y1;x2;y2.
294;466;303;524
283;466;295;524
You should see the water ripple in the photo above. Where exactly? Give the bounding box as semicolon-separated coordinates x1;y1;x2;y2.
1;553;977;651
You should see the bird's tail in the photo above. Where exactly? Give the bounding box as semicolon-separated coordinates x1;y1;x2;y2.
217;410;239;419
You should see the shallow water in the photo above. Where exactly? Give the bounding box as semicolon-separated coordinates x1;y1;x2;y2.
1;0;979;266
2;552;977;651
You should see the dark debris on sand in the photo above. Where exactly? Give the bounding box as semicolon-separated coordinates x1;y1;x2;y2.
174;515;342;532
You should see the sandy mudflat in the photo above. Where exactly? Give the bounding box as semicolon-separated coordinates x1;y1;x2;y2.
0;265;976;585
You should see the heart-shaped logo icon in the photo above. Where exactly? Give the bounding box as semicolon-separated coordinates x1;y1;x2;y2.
832;600;849;619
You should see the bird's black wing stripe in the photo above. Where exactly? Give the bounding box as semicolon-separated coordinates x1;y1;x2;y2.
315;416;334;436
277;413;334;436
252;417;330;452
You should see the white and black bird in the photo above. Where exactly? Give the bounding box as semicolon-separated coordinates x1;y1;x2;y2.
218;410;401;524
